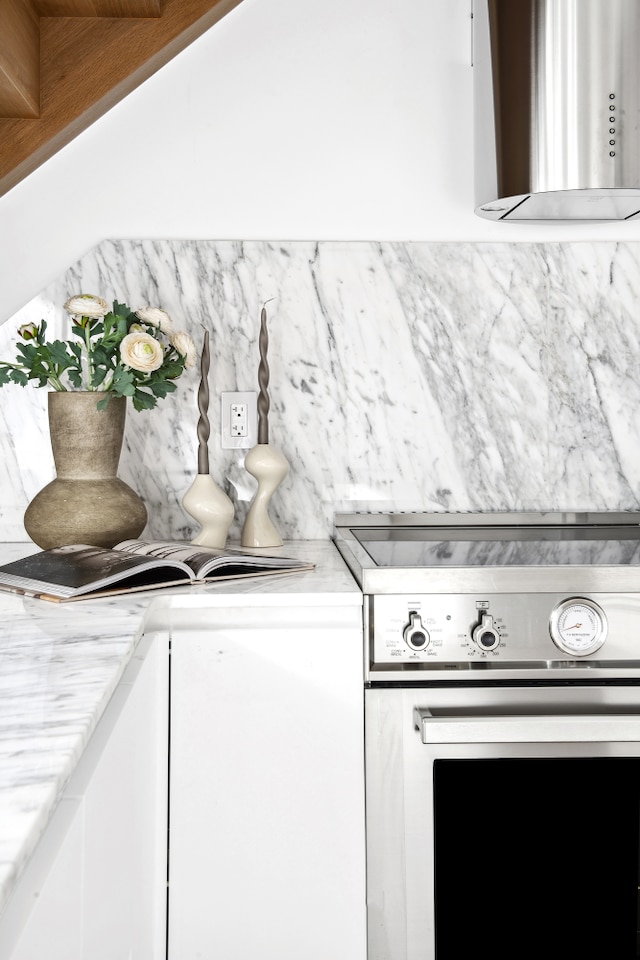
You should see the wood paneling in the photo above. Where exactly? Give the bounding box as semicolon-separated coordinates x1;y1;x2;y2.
0;0;39;118
0;0;244;196
33;1;162;16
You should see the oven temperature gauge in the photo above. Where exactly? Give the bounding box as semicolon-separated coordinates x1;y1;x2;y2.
549;598;607;656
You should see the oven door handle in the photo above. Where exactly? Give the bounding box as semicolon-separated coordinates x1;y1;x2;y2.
414;707;640;743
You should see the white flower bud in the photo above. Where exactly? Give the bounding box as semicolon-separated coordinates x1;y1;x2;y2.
18;322;38;340
63;294;109;319
171;331;197;369
135;306;174;334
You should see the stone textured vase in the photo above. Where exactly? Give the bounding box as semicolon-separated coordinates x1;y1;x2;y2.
24;392;148;549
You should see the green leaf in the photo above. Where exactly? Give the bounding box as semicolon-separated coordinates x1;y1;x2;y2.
109;365;136;398
161;358;186;379
114;381;136;398
10;369;29;386
0;365;30;387
111;364;134;386
112;300;133;317
110;302;135;330
149;380;177;398
103;307;130;341
16;342;38;364
47;340;75;367
92;343;118;367
131;388;158;412
91;367;110;388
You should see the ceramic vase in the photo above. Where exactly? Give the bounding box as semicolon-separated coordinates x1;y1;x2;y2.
182;473;234;549
23;392;147;549
241;443;289;548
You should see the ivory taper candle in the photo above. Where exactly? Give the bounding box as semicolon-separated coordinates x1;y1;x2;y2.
197;330;210;474
257;304;270;444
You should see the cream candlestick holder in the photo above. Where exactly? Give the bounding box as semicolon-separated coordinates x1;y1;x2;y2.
240;442;289;548
183;474;234;549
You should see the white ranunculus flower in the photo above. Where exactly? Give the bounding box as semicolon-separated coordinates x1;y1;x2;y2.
120;331;164;372
135;306;174;334
63;294;109;319
171;331;197;369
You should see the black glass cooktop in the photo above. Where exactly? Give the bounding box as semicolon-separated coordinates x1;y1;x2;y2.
352;525;640;568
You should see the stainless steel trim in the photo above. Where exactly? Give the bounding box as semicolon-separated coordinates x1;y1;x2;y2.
368;664;640;684
333;510;640;595
414;706;640;743
357;565;640;595
335;510;640;529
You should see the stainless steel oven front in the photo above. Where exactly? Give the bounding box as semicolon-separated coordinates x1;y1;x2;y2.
366;680;640;960
334;512;640;960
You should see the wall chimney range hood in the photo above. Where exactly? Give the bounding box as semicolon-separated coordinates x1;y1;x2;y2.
474;0;640;222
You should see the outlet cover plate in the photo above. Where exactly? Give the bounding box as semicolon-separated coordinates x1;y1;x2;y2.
221;391;258;449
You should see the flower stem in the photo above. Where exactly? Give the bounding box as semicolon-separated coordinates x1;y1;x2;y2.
84;321;94;389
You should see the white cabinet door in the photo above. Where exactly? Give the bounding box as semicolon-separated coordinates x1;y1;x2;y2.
168;604;365;960
1;630;169;960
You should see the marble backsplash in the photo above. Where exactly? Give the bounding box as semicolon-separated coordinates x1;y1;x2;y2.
1;239;640;543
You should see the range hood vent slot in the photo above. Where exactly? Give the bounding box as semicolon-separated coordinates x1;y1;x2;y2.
474;0;640;222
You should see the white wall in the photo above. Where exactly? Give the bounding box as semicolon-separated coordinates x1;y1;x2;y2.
2;0;639;325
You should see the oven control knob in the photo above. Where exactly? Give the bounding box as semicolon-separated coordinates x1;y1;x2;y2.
403;611;430;651
472;613;500;651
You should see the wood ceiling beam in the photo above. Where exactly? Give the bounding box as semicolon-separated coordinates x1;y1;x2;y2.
32;1;163;16
0;0;244;197
0;0;40;118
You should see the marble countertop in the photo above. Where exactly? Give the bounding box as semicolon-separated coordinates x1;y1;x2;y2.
0;539;361;918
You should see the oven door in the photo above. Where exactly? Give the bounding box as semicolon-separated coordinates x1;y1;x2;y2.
365;684;640;960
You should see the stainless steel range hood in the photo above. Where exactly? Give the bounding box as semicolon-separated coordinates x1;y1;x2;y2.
474;0;640;222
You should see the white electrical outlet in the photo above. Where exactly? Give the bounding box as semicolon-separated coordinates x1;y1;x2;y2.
231;402;248;438
221;392;258;449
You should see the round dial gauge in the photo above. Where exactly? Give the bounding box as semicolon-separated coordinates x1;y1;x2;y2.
549;598;607;657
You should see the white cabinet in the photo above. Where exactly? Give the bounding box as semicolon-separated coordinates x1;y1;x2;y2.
168;603;366;960
0;630;169;960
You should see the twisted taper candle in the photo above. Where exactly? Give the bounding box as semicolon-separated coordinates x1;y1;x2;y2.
257;305;270;444
197;330;210;474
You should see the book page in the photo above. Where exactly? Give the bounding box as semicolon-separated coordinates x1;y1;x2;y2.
116;540;314;579
0;544;193;596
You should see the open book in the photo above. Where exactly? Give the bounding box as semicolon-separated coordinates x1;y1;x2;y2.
0;540;315;602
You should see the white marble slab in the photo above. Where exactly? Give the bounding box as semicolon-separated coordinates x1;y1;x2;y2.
2;240;640;543
0;539;360;918
0;542;148;916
